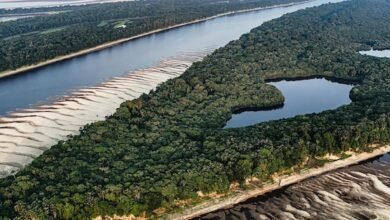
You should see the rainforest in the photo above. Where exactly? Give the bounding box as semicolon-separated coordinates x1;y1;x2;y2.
0;0;302;73
1;0;390;218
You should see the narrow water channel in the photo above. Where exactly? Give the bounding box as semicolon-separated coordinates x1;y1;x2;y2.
0;0;344;116
359;49;390;58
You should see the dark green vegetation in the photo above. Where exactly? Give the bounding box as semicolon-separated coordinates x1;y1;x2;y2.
1;0;390;218
0;0;302;73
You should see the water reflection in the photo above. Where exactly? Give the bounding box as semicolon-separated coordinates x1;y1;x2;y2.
225;78;353;128
359;49;390;58
0;0;344;116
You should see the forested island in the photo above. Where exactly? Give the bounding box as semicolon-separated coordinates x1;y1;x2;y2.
1;0;390;218
0;0;303;73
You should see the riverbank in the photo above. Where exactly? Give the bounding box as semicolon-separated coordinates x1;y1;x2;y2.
169;145;390;220
0;52;208;178
0;0;309;79
0;0;133;10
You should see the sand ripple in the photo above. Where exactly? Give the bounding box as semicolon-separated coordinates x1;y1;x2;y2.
0;48;214;178
200;157;390;220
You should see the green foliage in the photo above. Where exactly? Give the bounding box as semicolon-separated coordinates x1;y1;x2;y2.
1;0;390;218
0;0;303;72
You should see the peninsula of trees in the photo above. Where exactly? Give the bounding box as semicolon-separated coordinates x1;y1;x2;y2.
0;0;302;73
1;0;390;218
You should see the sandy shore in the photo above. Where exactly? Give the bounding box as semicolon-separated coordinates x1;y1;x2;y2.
170;145;390;220
0;1;309;79
0;50;212;178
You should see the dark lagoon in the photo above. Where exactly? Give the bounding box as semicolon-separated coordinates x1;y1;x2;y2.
0;0;343;116
225;78;353;128
206;49;390;219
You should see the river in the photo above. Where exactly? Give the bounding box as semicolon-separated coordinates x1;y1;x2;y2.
0;15;33;22
0;0;390;219
0;0;344;116
0;0;352;177
197;153;390;220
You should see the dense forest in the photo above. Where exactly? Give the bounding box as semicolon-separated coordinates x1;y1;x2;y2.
0;0;303;73
1;0;390;218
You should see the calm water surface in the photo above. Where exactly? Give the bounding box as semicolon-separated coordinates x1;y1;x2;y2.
0;16;32;22
359;49;390;58
202;49;390;219
225;78;353;128
375;153;390;163
0;0;343;116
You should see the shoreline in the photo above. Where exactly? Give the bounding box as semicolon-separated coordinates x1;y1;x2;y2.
0;53;206;179
0;0;135;10
264;74;361;85
0;0;310;79
169;145;390;220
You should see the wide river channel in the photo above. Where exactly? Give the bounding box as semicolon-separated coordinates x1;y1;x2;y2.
1;1;390;218
0;0;344;116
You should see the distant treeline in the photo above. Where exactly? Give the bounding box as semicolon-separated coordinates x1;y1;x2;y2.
0;0;302;73
1;0;390;218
